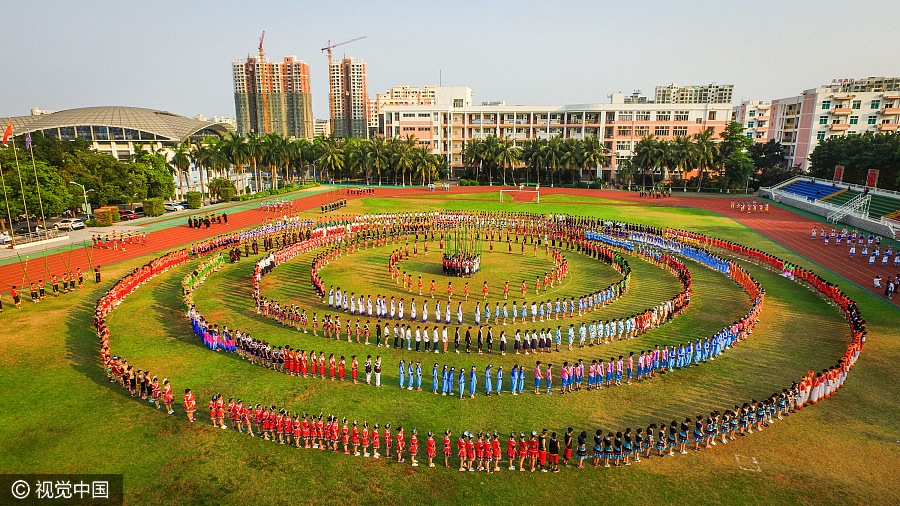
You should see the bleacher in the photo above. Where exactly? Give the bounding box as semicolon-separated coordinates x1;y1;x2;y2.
780;180;844;201
823;189;900;219
869;194;900;219
822;189;861;207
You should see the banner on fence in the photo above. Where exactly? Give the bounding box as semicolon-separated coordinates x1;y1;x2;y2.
834;165;844;182
866;169;879;188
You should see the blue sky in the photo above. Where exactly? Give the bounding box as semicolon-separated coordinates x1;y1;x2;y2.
2;0;898;119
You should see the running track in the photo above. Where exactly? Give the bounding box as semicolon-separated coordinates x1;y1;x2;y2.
1;185;896;306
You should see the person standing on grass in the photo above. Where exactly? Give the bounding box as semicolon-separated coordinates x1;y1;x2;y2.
183;389;196;422
162;378;174;414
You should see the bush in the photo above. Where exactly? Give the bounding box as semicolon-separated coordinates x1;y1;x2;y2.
459;178;479;186
93;207;118;227
185;191;202;209
143;198;164;217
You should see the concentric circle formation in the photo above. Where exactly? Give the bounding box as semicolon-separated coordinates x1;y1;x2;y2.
94;211;865;473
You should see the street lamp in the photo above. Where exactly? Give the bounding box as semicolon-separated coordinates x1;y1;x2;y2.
69;181;92;220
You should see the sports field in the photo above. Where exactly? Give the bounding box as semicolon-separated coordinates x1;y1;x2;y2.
0;190;897;506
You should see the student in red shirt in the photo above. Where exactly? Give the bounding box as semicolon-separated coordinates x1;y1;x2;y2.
409;429;419;467
443;430;452;468
372;423;381;459
183;388;196;423
507;433;518;470
517;433;529;472
491;432;502;472
162;378;174;415
396;427;406;464
466;433;476;471
426;431;436;468
351;420;360;456
457;432;467;471
475;433;485;472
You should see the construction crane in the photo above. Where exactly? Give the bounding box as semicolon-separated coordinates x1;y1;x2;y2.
259;31;270;135
321;36;366;134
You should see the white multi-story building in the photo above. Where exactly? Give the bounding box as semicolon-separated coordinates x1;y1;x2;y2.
368;86;474;136
655;83;733;105
313;118;331;138
765;77;900;170
381;86;732;181
733;100;773;143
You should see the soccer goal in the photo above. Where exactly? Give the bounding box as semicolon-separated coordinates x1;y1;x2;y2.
499;188;540;203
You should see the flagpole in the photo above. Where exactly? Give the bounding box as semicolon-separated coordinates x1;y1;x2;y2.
0;159;17;247
27;135;47;232
10;136;32;236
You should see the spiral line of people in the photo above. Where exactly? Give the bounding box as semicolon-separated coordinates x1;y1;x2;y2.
187;226;757;407
92;214;866;474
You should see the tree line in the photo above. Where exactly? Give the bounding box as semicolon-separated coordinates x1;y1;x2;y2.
808;131;900;191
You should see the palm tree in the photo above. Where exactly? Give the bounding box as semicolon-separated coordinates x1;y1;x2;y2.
346;139;367;182
634;135;667;188
521;138;548;186
221;134;249;194
412;145;433;186
581;135;610;182
615;157;636;189
495;137;520;186
671;135;698;190
543;136;564;187
188;140;207;205
316;136;345;183
366;136;388;185
246;133;263;192
388;136;417;186
693;128;717;192
462;139;483;183
480;135;501;186
170;142;190;199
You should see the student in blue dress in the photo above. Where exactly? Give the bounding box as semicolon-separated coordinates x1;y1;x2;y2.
694;338;703;364
509;365;518;395
468;366;477;399
440;365;449;395
495;366;503;395
494;302;501;325
458;368;466;399
432;364;439;394
520;301;527;324
447;367;455;396
409;362;417;391
685;341;694;366
398;360;406;389
484;364;493;396
517;364;525;394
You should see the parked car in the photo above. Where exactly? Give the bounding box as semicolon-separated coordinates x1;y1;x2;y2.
118;210;140;221
164;202;185;212
54;218;86;231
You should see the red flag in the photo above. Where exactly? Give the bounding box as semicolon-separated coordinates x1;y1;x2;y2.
1;122;11;145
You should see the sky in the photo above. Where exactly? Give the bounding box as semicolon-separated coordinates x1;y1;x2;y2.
2;0;899;120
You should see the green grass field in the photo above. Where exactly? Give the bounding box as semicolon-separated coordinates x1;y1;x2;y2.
0;195;898;506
